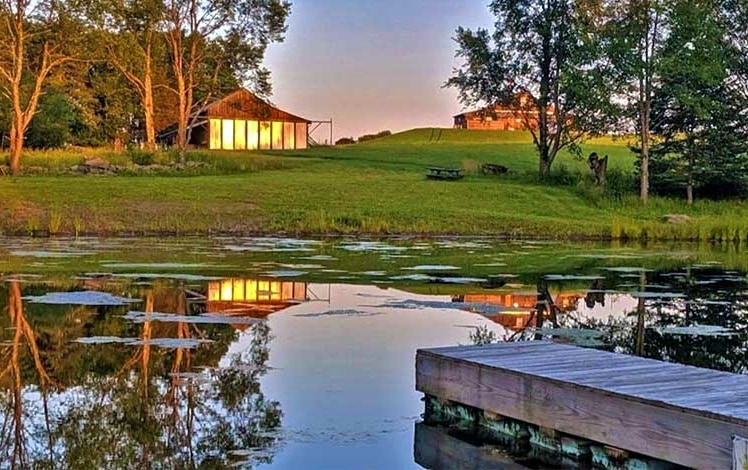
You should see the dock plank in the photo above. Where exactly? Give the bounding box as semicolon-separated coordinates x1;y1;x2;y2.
416;341;748;469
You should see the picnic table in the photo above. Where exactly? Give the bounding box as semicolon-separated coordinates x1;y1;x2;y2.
426;167;464;181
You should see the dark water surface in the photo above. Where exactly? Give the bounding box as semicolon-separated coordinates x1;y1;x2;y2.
0;237;746;468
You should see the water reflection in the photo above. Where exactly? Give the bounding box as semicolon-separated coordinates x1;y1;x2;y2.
0;278;282;468
454;267;748;374
3;236;748;468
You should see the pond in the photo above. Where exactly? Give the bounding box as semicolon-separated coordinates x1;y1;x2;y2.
0;236;746;468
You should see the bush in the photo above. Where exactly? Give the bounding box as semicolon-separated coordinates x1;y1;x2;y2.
357;130;392;143
335;137;356;145
127;146;155;165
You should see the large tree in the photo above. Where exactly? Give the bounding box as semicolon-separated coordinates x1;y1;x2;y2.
447;0;610;180
0;0;78;174
162;0;290;163
601;0;667;203
649;0;748;203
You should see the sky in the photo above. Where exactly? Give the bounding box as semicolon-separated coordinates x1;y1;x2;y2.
263;0;494;143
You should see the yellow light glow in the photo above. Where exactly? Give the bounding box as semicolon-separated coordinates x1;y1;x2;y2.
259;122;271;149
232;279;245;300
220;280;233;301
209;119;222;150
271;122;283;149
234;120;246;150
247;121;259;150
222;119;234;150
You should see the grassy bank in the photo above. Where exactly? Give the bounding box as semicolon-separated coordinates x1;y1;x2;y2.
2;128;748;240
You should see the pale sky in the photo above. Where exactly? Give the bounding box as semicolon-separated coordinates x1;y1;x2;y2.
264;0;494;143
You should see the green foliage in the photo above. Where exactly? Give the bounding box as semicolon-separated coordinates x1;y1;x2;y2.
25;93;76;149
649;0;748;202
127;147;155;165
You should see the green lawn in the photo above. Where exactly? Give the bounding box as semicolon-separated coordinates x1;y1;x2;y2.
2;128;748;240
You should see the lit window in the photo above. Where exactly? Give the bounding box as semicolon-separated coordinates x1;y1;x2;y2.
271;122;283;149
247;121;259;150
209;119;221;150
259;122;271;149
234;120;246;150
222;119;234;150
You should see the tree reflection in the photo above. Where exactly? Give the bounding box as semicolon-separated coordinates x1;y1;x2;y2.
0;280;282;468
0;281;56;468
534;268;748;374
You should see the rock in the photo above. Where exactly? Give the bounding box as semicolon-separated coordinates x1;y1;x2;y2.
663;214;692;224
82;156;116;174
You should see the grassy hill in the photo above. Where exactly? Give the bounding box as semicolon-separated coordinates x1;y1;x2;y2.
1;128;747;240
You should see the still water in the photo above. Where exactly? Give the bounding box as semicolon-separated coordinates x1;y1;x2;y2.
0;237;746;468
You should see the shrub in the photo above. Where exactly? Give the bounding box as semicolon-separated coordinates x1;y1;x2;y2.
335;137;356;145
127;146;155;165
357;130;392;143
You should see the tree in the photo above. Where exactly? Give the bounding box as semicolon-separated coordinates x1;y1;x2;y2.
85;0;166;151
0;0;77;174
162;0;290;163
601;0;667;203
649;0;748;203
447;0;610;180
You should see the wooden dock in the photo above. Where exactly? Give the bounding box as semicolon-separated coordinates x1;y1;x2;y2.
416;341;748;469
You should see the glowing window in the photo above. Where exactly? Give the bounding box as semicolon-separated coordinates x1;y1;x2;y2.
247;121;259;150
234;120;246;150
222;119;234;150
270;281;282;301
258;280;270;300
271;122;283;149
295;123;307;149
232;279;245;300
245;280;258;301
220;280;233;301
283;122;295;149
209;119;221;150
259;122;271;149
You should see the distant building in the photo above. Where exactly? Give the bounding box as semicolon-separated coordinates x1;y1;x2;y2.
157;88;310;150
453;107;530;131
453;95;554;131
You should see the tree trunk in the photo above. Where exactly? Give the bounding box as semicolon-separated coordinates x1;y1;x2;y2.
686;183;693;205
9;124;23;176
539;157;551;181
143;54;156;152
640;117;650;203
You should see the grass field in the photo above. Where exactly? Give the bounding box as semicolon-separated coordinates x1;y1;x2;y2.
2;128;748;240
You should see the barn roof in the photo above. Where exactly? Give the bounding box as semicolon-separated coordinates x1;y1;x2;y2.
157;87;310;139
204;88;311;123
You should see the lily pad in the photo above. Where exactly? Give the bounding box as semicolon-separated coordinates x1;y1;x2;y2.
24;291;141;306
654;325;738;336
123;311;260;325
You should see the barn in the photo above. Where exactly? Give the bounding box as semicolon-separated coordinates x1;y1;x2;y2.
158;88;310;150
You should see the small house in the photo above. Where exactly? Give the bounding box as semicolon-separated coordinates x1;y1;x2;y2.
453;107;530;131
453;94;553;131
158;88;310;150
